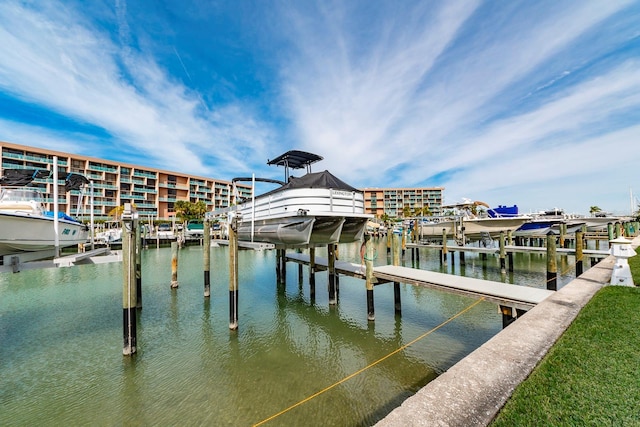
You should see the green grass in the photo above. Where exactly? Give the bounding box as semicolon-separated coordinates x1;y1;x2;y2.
630;247;640;281
491;248;640;426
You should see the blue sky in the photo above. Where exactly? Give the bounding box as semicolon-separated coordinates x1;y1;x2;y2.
1;0;639;215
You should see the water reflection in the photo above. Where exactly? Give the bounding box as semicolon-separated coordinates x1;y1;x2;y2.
0;237;576;425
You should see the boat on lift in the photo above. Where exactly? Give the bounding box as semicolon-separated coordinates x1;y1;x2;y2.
0;169;89;257
419;200;531;244
210;150;372;247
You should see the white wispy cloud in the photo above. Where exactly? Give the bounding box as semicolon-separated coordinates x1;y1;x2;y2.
274;0;639;213
0;0;638;214
0;0;272;178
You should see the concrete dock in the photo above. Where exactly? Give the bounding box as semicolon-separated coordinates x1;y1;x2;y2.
374;236;637;426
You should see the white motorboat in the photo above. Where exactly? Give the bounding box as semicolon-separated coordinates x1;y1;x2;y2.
0;170;89;256
0;187;89;256
513;208;589;237
419;201;531;243
215;150;372;247
95;220;123;245
580;214;622;232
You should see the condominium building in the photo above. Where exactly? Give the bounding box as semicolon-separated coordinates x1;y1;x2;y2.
0;141;251;221
363;187;444;218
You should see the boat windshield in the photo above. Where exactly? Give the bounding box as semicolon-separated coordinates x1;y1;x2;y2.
0;188;43;203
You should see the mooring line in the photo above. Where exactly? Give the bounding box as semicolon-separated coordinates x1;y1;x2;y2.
252;297;487;426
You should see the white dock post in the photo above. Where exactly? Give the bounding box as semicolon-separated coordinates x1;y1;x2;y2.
609;237;636;286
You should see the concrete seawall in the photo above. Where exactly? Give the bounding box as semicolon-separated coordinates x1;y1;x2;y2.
376;236;638;427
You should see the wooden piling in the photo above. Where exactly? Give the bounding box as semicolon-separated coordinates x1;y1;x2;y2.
392;233;400;267
134;216;142;308
122;207;137;356
309;246;316;300
501;306;527;329
393;233;401;314
333;244;339;293
229;216;239;330
441;229;447;264
203;218;211;297
500;306;515;329
546;231;557;291
297;249;304;286
575;229;584;277
275;250;282;283
328;244;337;305
401;228;406;258
170;242;179;288
499;231;506;274
364;235;375;321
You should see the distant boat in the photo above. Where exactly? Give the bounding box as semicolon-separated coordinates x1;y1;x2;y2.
213;150;372;247
186;219;205;238
580;213;622;232
95;220;122;245
419;201;530;244
514;208;566;237
0;169;89;256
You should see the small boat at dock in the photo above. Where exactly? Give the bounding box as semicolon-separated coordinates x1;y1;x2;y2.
419;201;531;244
210;150;372;247
0;169;89;256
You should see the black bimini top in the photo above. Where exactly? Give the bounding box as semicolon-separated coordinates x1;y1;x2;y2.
267;150;323;170
267;150;324;182
259;170;360;199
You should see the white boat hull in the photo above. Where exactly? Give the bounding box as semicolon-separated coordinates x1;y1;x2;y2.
0;212;89;256
234;187;371;247
420;217;530;242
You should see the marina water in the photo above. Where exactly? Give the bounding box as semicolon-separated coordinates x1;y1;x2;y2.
1;238;579;426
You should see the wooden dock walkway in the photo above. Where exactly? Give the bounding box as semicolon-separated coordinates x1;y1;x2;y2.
285;253;554;310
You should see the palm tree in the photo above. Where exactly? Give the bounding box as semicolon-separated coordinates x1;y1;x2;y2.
174;200;208;222
589;206;602;216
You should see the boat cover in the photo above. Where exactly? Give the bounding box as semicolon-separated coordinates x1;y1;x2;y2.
0;169;50;186
260;170;360;198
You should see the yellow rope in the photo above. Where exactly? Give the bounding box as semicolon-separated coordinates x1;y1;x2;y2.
252;297;486;426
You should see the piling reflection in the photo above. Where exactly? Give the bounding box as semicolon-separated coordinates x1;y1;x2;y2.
0;238;571;426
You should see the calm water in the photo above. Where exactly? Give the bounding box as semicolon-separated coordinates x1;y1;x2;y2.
0;238;581;426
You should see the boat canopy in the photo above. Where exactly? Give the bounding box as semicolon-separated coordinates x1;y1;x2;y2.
267;150;323;170
268;150;323;181
258;170;360;199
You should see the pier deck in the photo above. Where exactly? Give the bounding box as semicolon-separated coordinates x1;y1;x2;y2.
285;253;554;310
